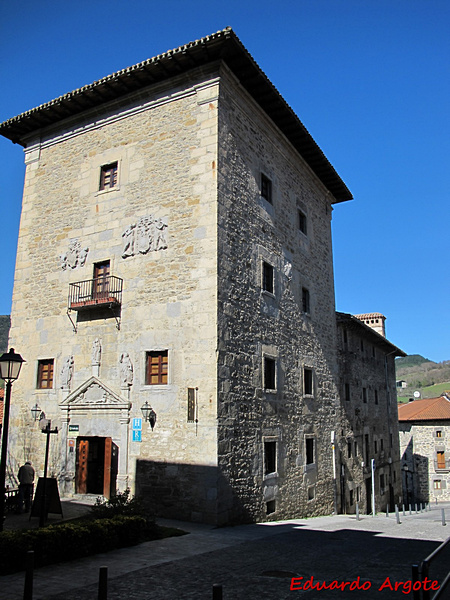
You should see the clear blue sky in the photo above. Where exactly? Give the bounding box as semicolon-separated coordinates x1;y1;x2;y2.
0;0;448;362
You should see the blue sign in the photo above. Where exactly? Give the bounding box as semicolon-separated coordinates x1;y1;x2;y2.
132;430;142;442
132;418;142;431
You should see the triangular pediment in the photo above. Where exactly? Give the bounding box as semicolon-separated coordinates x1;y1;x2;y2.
60;376;130;409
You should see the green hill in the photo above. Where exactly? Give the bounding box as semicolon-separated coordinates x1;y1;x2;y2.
395;354;432;369
396;354;450;401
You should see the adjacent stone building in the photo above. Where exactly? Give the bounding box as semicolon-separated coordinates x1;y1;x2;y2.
336;313;405;514
398;394;450;504
0;28;403;523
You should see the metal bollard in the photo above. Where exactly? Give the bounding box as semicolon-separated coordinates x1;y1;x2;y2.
395;505;401;525
386;504;389;518
402;504;406;517
356;502;360;521
411;564;421;600
98;566;108;600
213;584;223;599
23;550;34;600
442;509;447;527
409;504;412;516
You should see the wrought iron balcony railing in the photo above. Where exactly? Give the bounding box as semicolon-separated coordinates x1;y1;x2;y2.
68;276;123;311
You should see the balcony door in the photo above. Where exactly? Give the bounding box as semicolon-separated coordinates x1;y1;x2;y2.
93;261;110;301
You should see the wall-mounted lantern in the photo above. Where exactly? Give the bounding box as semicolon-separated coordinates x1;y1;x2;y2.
141;401;157;430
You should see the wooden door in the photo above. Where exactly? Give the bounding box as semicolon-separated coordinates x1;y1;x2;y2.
93;261;110;300
76;439;89;494
103;437;112;499
103;438;119;499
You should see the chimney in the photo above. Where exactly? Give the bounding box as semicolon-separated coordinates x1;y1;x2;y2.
354;313;386;337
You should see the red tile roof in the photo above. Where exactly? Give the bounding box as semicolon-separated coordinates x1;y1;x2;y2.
398;394;450;421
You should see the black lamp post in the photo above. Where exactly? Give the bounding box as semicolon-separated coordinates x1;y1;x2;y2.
0;348;25;532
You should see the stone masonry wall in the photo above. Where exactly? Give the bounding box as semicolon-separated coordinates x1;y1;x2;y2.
8;68;220;522
337;321;402;514
216;66;340;524
399;420;450;503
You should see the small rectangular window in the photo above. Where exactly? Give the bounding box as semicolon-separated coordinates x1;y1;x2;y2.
374;390;378;405
380;438;384;452
262;261;274;294
306;437;315;465
362;387;367;403
266;499;276;514
380;474;385;489
264;357;276;390
345;383;351;402
349;489;354;505
302;287;310;313
264;441;277;475
99;162;118;191
434;480;442;490
374;440;378;454
37;359;54;389
354;441;358;457
298;209;307;235
347;441;352;458
436;430;442;438
343;329;348;347
145;351;168;385
261;173;272;204
304;368;313;396
187;387;197;423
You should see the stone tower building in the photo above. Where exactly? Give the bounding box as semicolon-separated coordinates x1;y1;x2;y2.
0;28;402;524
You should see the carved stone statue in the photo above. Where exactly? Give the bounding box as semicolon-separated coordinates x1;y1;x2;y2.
155;217;168;250
122;215;168;258
119;352;133;386
283;260;292;281
136;216;152;254
91;338;102;366
60;355;74;388
122;224;136;258
60;239;89;270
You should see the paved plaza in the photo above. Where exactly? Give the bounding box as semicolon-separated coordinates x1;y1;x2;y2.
1;502;450;599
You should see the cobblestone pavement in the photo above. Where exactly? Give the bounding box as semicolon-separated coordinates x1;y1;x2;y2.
1;503;450;600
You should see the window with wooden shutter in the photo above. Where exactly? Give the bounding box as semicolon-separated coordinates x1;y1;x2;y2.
437;451;446;470
99;162;118;191
145;351;168;385
37;359;54;389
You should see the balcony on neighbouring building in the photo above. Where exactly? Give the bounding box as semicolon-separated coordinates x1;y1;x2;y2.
68;276;123;311
434;459;450;472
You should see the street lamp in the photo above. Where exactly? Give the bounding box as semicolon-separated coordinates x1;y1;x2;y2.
0;348;25;532
31;403;41;422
